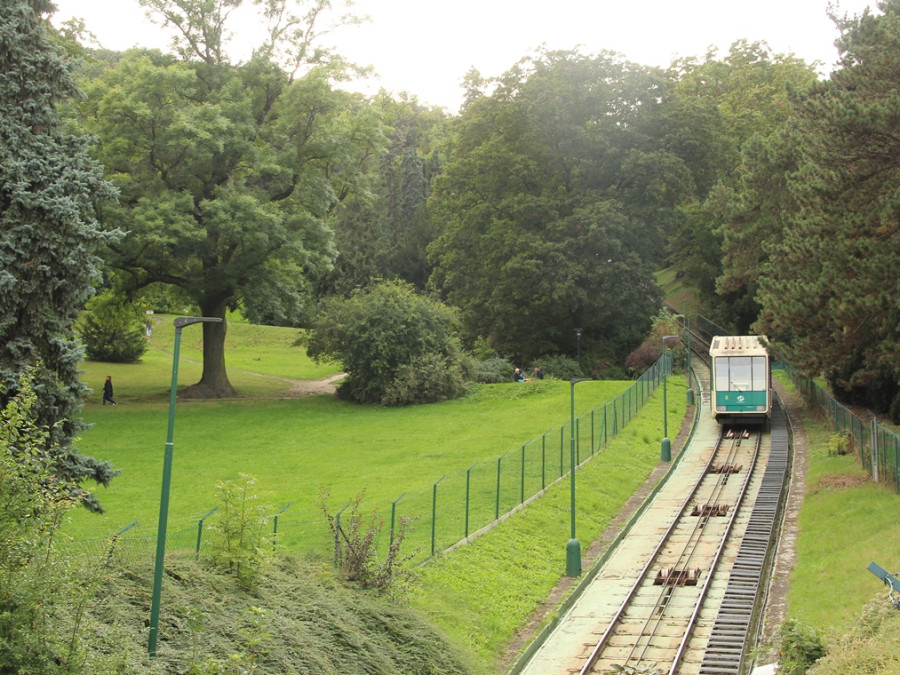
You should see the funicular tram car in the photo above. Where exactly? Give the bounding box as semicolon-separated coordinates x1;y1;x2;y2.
708;335;772;426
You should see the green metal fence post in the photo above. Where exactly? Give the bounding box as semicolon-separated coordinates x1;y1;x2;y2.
108;521;138;563
520;444;526;504
495;456;502;520
576;418;581;464
195;507;218;560
604;404;608;446
272;502;291;553
560;427;565;478
465;463;477;539
390;493;406;550
541;434;547;490
591;410;595;455
431;475;446;556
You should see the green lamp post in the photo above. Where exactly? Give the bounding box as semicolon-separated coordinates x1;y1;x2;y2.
567;377;591;577
660;334;678;462
149;316;221;656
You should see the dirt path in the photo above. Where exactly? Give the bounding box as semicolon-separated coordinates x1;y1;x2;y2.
284;372;346;397
222;368;346;398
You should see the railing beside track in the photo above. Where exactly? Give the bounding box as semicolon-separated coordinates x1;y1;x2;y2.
784;365;900;494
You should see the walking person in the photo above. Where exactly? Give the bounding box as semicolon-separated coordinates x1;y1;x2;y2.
102;375;117;405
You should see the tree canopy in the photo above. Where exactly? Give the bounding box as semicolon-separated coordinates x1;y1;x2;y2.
0;0;118;510
427;50;677;366
77;0;383;397
750;0;900;416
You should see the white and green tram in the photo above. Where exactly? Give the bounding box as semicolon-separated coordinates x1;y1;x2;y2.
709;335;772;425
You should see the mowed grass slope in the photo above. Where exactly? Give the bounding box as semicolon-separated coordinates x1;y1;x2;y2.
67;315;690;674
68;317;631;551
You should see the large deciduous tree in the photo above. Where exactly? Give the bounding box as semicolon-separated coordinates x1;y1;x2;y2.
664;41;818;329
428;50;678;367
754;1;900;418
79;0;382;397
0;0;119;511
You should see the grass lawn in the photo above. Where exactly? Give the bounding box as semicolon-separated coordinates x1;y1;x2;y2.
67;318;648;567
779;371;900;633
66;316;690;674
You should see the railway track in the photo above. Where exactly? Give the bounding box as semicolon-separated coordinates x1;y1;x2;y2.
577;424;765;674
515;392;790;675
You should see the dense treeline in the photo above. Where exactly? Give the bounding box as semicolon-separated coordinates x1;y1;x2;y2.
57;0;898;415
6;0;898;472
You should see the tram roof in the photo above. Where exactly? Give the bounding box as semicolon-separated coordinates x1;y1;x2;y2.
709;335;769;357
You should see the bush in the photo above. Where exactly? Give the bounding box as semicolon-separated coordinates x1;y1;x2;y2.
778;619;826;674
306;281;466;405
79;293;147;363
890;391;900;425
826;433;851;456
0;371;136;672
531;354;583;380
381;353;466;406
206;474;273;589
318;488;415;591
462;356;511;384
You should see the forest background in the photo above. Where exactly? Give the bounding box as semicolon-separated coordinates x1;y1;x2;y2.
44;0;898;417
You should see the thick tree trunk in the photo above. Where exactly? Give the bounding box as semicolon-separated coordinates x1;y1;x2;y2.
181;302;238;399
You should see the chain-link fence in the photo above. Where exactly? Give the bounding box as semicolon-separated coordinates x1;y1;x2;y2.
784;365;900;493
64;355;675;566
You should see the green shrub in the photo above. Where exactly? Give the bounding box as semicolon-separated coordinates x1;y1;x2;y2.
306;280;466;405
206;475;273;589
319;488;415;591
826;433;851;456
531;354;583;380
382;352;466;406
79;293;147;363
461;355;511;384
778;619;826;674
889;391;900;425
0;371;136;672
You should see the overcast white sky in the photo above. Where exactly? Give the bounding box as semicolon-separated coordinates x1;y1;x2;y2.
52;0;878;112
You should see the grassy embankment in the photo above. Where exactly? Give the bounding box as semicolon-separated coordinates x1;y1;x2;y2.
775;372;900;673
70;314;688;673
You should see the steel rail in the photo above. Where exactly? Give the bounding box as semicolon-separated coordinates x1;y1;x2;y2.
578;427;761;674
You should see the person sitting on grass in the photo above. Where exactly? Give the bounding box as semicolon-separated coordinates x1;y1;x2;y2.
513;368;525;382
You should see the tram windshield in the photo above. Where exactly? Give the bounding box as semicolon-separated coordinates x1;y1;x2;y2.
715;356;767;391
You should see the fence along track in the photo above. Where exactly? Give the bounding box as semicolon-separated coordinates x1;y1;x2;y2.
578;425;764;674
699;401;789;674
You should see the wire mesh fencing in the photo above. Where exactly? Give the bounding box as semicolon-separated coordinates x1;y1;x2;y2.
64;355;675;568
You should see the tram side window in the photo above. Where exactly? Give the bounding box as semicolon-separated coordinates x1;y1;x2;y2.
752;356;768;388
715;357;731;391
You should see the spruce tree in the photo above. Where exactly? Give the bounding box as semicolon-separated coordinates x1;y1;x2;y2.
0;0;118;510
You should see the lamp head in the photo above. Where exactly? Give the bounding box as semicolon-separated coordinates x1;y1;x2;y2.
173;316;223;329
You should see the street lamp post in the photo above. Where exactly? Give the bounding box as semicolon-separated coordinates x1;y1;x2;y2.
567;377;591;577
149;316;222;656
685;314;695;405
660;334;678;462
575;328;583;370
